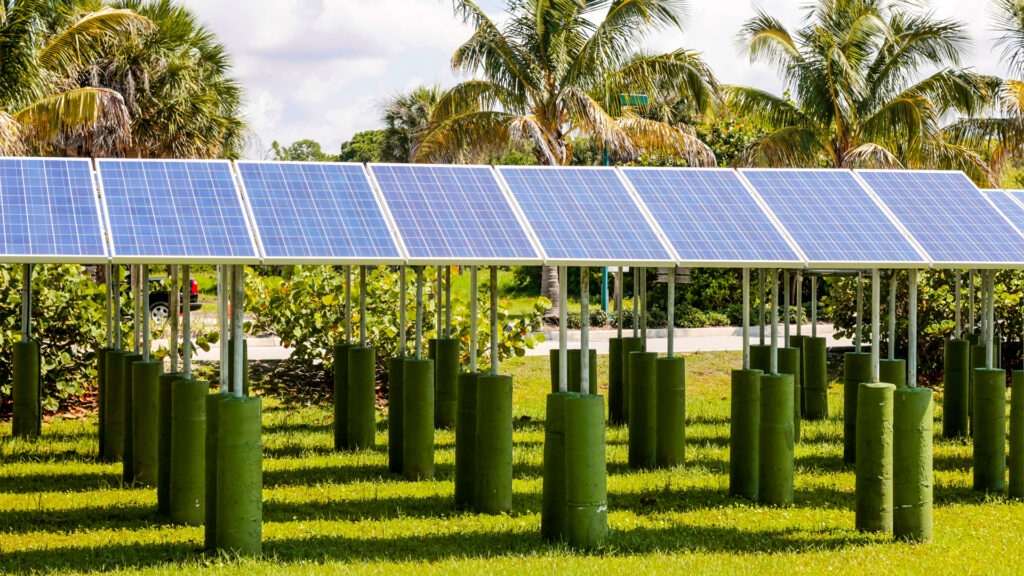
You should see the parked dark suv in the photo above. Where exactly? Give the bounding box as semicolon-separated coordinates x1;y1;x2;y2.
123;267;202;322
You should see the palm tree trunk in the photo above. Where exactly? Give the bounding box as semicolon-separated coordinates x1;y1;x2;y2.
541;265;560;318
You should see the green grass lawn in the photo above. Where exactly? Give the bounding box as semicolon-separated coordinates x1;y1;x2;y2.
2;352;1023;575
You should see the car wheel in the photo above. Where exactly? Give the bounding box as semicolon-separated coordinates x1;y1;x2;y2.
151;302;170;324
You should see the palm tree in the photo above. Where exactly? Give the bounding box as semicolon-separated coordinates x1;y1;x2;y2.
0;1;149;156
727;0;995;183
944;0;1024;185
422;0;721;312
380;84;442;163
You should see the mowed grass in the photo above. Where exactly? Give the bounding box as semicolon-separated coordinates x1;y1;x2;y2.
2;351;1023;575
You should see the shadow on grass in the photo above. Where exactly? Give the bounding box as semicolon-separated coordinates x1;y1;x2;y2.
3;503;162;535
610;484;853;513
0;470;120;494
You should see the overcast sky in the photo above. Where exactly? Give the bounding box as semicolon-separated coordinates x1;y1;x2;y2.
179;0;1007;159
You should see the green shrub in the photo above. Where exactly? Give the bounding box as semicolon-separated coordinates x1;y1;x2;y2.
565;311;582;329
589;309;610;327
675;305;707;328
705;311;730;327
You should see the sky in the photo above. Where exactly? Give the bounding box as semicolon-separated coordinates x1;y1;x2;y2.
179;0;1007;159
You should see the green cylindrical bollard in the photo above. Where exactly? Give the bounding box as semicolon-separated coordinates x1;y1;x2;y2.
893;387;933;542
216;396;262;556
388;357;406;474
226;339;249;396
967;332;980;346
455;372;479;507
750;344;772;374
121;353;143;484
608;338;624;425
204;392;231;549
565;394;608;549
1010;371;1024;499
403;358;434;480
777;347;802;443
12;340;40;439
157;372;182;515
620;337;642;423
333;344;350;451
730;369;761;499
475;374;513;514
628;351;658;469
879;359;907;388
855;382;895;533
347;346;377;450
790;336;805;415
970;345;987;436
943;339;971;439
542;392;574;541
973;368;1007;493
656;357;686;468
98;348;112;458
802;337;828;420
170;379;208;526
844;352;873;463
759;374;794;506
550;349;598;394
104;351;127;461
131;361;162;487
432;338;460;429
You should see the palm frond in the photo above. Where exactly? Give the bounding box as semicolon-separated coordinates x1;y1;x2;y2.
415;110;516;164
734;125;827;167
992;0;1024;76
844;142;902;168
737;10;804;84
39;7;152;75
724;85;816;131
604;49;720;117
0;111;25;155
615;113;716;166
13;87;131;154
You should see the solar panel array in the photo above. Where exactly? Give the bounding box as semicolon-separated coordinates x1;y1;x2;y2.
0;158;107;263
740;169;926;267
498;166;674;264
237;162;401;263
98;159;258;263
983;189;1024;235
858;170;1024;265
621;167;802;265
370;164;540;263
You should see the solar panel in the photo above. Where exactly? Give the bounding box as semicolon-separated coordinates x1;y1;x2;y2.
0;157;107;263
369;164;540;264
983;189;1024;235
857;170;1024;267
97;159;258;263
497;166;674;264
620;167;803;266
739;169;926;267
236;162;402;264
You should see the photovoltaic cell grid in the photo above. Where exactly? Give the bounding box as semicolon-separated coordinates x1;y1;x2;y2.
621;167;801;265
0;158;106;262
98;160;257;262
740;169;924;265
237;162;400;262
984;189;1024;235
370;164;539;262
858;170;1024;265
498;167;673;262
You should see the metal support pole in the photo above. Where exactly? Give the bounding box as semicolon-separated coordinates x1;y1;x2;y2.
399;266;407;358
218;265;228;392
856;271;864;353
811;276;818;338
783;270;791;348
954;270;962;340
616;266;623;339
558;266;568;393
667;266;675;357
632;267;639;338
969;269;975;334
909;269;918;387
133;265;141;353
230;265;244;397
640;267;647;351
445;266;452;338
415;267;424;359
359;265;367;347
142;265;150;361
770;269;779;375
986;270;995;369
759;269;766;346
344;265;352;344
601;267;608;312
795;272;803;337
21;263;31;339
169;265;179;372
742;268;750;370
436;266;443;336
106;263;114;349
113;264;121;349
871;269;880;383
469;266;477;372
182;265;192;379
581;267;590;394
490;267;499;375
889;270;897;360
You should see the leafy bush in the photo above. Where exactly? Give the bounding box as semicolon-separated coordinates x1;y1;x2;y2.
589;309;610;327
705;311;730;327
675;305;707;328
565;312;582;329
611;308;633;329
646;306;668;328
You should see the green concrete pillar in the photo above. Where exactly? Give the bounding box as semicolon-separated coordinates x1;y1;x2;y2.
620;337;642;423
204;392;231;549
973;368;1007;493
844;352;873;463
432;338;460;429
1010;371;1024;499
104;351;127;461
759;374;794;506
170;379;208;526
628;351;657;469
131;361;162;487
455;372;479;508
121;353;143;484
565;394;607;549
893;387;933;542
970;344;987;436
790;335;805;415
943;339;970;439
777;347;802;443
388;357;406;474
475;374;513;514
403;358;434;480
750;344;771;374
98;348;113;458
730;369;761;499
216;396;263;556
802;337;828;420
608;338;625;425
655;357;685;468
542;391;574;541
855;382;895;533
157;372;182;516
333;344;350;451
12;340;40;439
347;346;377;450
550;349;597;395
879;359;907;388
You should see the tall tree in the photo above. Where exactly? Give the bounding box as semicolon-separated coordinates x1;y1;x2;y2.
727;0;995;183
272;139;337;162
0;1;148;155
379;85;442;163
423;0;720;312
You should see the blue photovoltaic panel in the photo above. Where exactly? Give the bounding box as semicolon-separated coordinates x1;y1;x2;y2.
621;167;801;265
98;160;257;262
740;169;924;265
858;170;1024;265
237;162;401;262
498;166;673;262
370;164;539;262
0;158;106;262
984;189;1024;235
